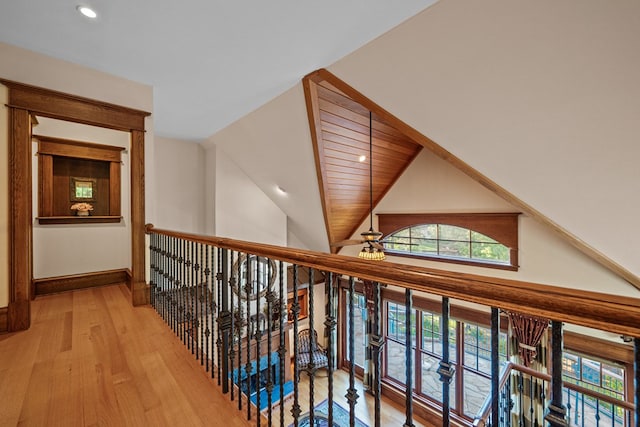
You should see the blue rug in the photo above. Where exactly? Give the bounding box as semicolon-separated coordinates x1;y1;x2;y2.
290;398;368;427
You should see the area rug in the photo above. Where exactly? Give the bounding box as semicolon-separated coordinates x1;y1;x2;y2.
289;398;368;427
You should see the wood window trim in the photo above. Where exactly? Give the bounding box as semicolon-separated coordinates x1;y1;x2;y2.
36;135;125;224
378;212;520;271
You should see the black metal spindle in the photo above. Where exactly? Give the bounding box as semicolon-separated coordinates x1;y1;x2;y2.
245;254;252;421
266;259;274;427
219;248;231;394
235;252;243;411
278;261;286;427
229;251;236;403
371;281;384;427
307;268;316;427
404;289;414;427
170;236;177;335
324;272;336;427
491;307;500;426
544;320;567;426
255;256;262;426
438;296;454;427
635;337;640;427
191;241;196;355
347;276;359;427
178;238;185;345
199;242;204;364
204;244;211;373
291;265;301;426
216;247;223;383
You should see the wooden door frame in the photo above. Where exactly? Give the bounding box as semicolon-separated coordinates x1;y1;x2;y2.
1;79;151;331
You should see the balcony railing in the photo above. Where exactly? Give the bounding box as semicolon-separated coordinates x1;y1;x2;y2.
145;225;640;427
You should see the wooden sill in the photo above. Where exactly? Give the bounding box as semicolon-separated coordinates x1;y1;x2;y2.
37;216;123;225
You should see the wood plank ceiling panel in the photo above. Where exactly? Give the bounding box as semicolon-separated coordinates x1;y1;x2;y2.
303;75;423;253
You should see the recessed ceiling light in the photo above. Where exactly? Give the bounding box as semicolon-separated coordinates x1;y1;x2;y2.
276;185;287;195
77;5;97;19
359;155;366;162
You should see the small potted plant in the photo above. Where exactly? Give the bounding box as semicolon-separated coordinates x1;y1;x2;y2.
70;202;94;216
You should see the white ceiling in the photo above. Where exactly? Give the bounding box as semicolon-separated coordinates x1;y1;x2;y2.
0;0;436;141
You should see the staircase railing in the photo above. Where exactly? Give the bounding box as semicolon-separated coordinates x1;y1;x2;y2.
145;225;640;427
474;363;636;426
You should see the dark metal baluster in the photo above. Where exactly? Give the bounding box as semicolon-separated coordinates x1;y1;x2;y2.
530;376;535;426
161;235;167;322
235;252;243;411
491;307;500;426
325;273;336;427
371;281;384;427
266;259;275;427
178;238;184;345
204;244;211;373
158;235;164;320
403;289;414;427
216;248;223;383
219;248;231;394
596;400;601;427
438;296;454;427
518;372;524;427
183;239;189;346
291;265;301;427
245;254;252;421
199;242;204;364
347;276;359;427
229;251;236;402
635;337;640;427
308;268;315;427
544;320;568;427
191;241;196;355
149;233;156;309
278;261;286;427
170;236;177;335
256;256;262;425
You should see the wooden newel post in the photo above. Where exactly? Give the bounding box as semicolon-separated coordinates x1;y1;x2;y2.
544;320;568;427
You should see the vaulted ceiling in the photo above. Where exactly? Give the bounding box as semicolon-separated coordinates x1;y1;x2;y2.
303;71;423;253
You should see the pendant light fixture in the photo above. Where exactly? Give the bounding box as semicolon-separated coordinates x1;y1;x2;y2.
358;111;385;261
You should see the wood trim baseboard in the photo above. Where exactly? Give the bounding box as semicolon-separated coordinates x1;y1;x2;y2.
33;268;131;296
0;307;7;333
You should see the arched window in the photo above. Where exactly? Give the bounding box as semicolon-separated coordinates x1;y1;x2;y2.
378;213;519;270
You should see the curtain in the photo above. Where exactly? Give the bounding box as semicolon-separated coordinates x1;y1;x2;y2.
508;311;550;426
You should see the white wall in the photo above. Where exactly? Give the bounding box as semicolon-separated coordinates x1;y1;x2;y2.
32;118;131;279
329;0;640;279
204;84;327;252
340;149;638;296
214;147;287;247
154;137;205;234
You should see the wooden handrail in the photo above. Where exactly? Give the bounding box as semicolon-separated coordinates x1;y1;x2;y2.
145;225;640;337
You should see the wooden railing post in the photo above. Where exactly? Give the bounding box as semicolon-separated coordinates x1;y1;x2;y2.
544;320;568;426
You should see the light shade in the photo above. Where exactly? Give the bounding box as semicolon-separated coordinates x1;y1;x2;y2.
358;246;385;261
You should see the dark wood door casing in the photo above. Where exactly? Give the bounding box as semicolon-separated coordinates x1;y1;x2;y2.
1;78;151;331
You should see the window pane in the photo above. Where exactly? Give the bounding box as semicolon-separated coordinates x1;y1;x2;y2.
420;353;456;409
471;242;510;262
464;370;491;417
439;240;470;258
346;292;366;368
422;312;440;353
470;231;498;243
439;225;470;241
386;340;407;384
412;224;437;239
581;358;601;386
412;238;437;254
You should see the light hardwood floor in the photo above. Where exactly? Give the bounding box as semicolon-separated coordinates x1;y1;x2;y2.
0;284;252;427
0;285;437;426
